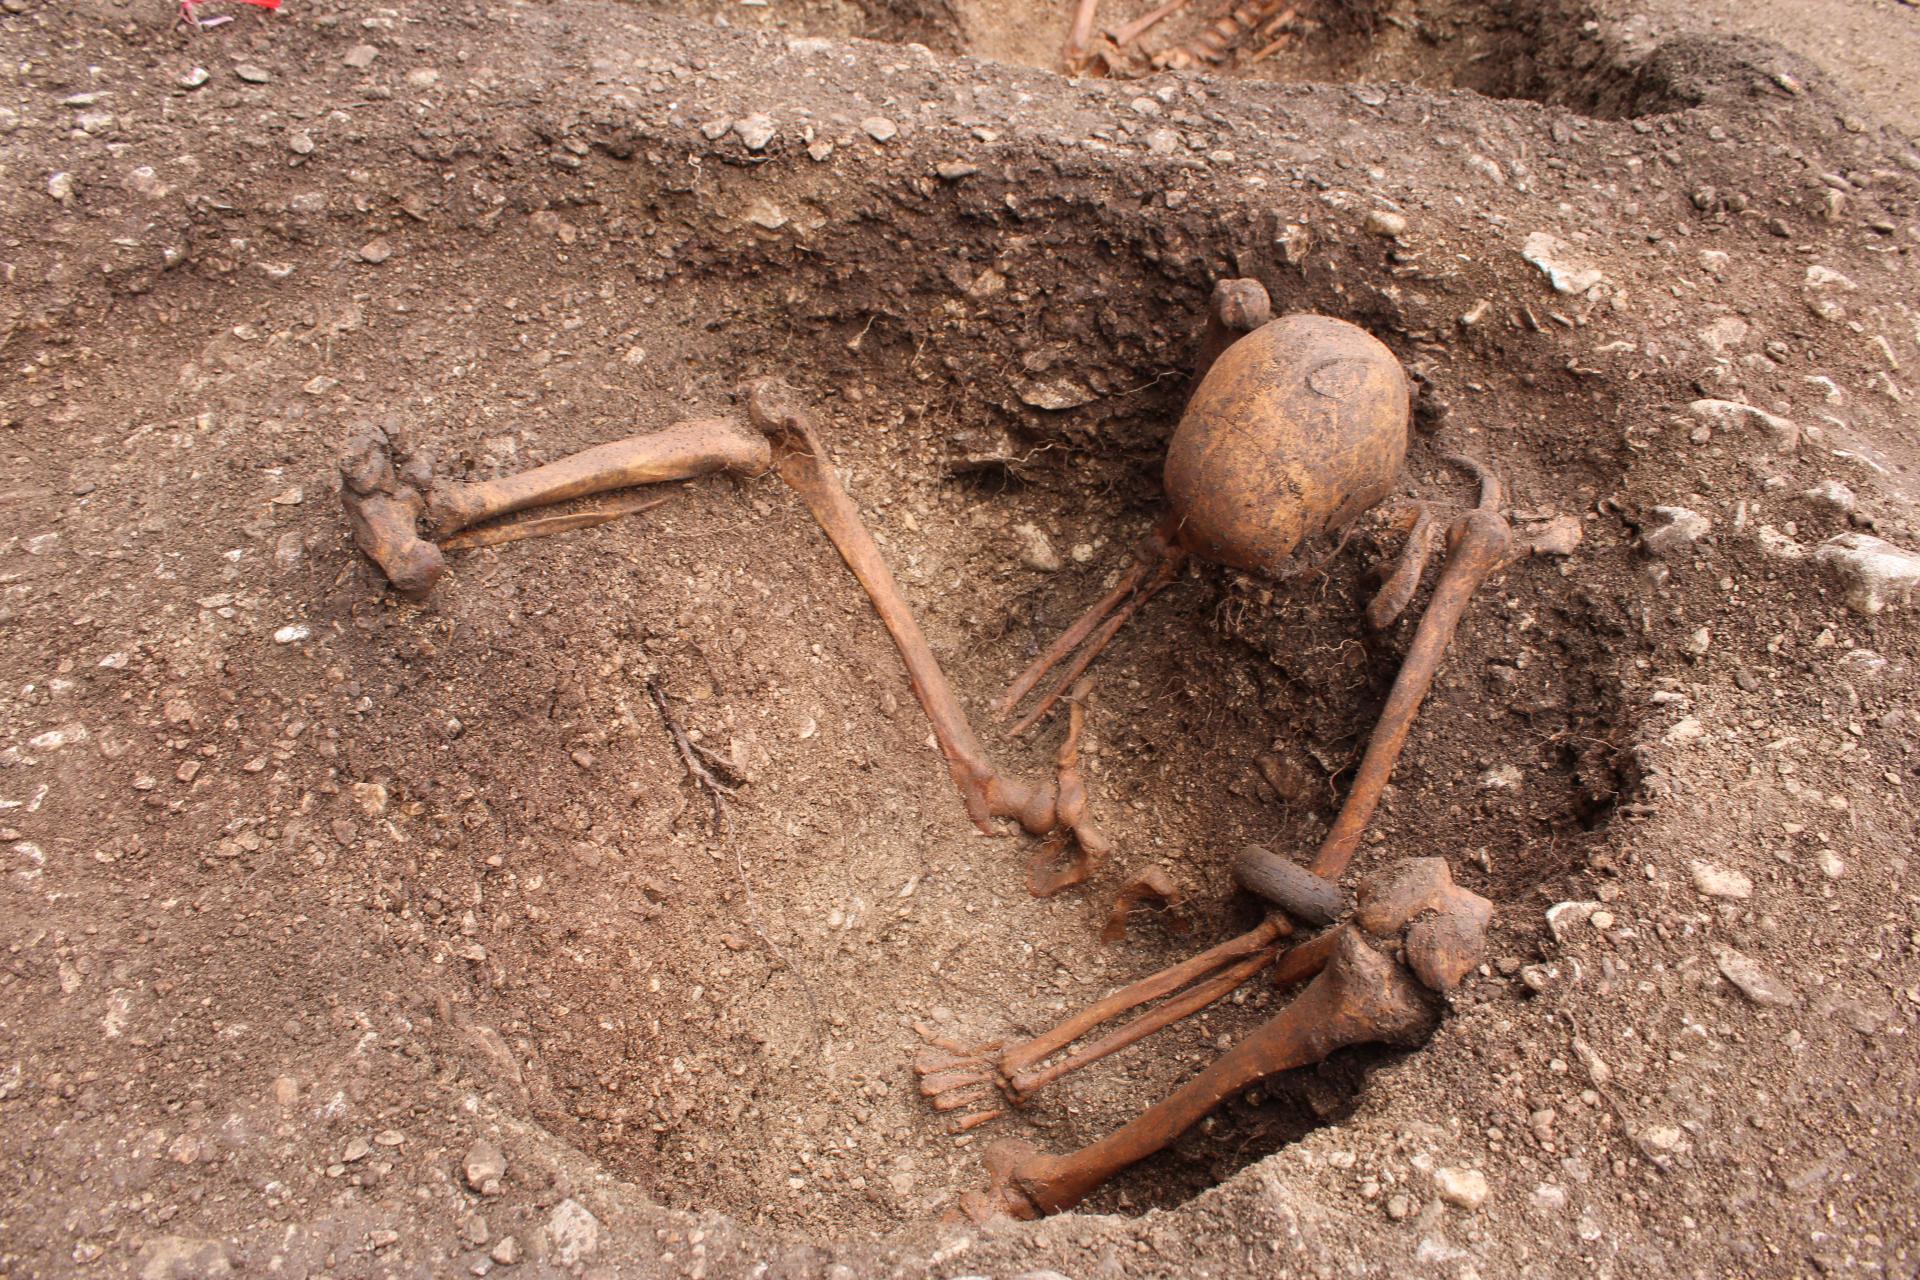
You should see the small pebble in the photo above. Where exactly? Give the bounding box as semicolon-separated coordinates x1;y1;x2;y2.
359;239;394;264
1642;506;1710;557
273;624;311;645
343;44;380;69
235;64;271;84
1434;1166;1490;1210
179;66;210;89
1689;860;1752;900
733;114;776;151
1715;945;1796;1006
464;1139;508;1192
861;116;898;142
1365;209;1408;238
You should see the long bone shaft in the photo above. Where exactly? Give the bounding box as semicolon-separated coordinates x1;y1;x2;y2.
1307;456;1511;882
915;914;1293;1131
998;915;1288;1081
745;382;1108;881
1003;944;1277;1101
975;930;1432;1219
341;416;770;598
1061;0;1103;69
423;417;770;536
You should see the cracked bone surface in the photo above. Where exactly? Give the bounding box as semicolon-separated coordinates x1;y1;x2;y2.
338;416;769;596
745;380;1109;893
967;929;1437;1220
340;432;444;598
999;284;1411;733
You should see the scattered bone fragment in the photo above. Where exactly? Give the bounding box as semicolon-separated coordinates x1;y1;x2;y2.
1099;868;1189;943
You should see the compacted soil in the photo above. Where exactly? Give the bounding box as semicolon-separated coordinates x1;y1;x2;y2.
1;0;1918;1276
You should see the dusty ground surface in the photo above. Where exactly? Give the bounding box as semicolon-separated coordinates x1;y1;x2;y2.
3;0;1920;1276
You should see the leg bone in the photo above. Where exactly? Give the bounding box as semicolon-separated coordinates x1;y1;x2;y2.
1306;456;1514;883
423;417;769;537
971;930;1435;1219
746;381;1108;890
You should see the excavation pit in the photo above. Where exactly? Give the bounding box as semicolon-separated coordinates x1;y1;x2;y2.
253;69;1633;1233
28;0;1904;1267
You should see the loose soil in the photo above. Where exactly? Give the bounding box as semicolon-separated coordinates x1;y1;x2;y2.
2;0;1918;1276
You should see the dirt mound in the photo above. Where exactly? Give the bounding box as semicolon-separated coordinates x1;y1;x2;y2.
2;0;1918;1275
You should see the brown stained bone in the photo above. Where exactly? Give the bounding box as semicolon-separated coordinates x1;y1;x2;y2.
439;494;667;552
340;431;445;598
1305;456;1515;884
1364;500;1437;631
968;929;1434;1220
1193;277;1275;387
1109;0;1194;47
1099;868;1190;943
1061;0;1104;71
1153;0;1295;68
423;417;769;538
996;279;1268;733
1025;684;1112;895
998;533;1184;736
341;417;769;596
1353;857;1493;992
1003;306;1410;733
745;380;1108;893
915;916;1289;1130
